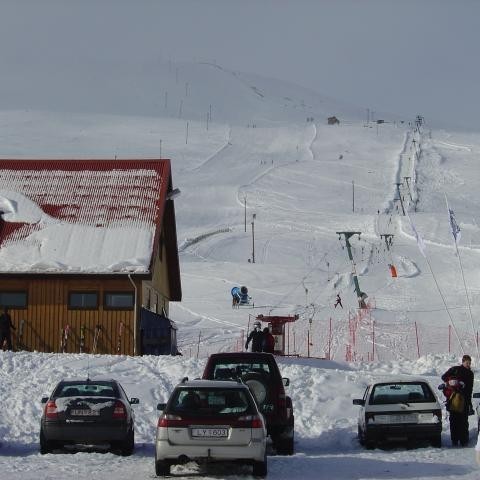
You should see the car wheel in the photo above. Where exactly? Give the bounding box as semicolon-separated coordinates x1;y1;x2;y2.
242;372;269;406
364;433;375;450
120;428;135;456
430;434;441;448
39;429;54;455
358;426;365;446
276;437;294;455
155;459;171;476
252;453;267;477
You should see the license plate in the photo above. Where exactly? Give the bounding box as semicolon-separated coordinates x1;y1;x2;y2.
375;414;416;424
191;427;228;438
71;409;100;416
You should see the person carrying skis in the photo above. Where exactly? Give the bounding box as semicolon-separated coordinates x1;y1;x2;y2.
0;306;16;351
334;294;343;309
441;354;474;446
245;321;264;352
262;326;275;354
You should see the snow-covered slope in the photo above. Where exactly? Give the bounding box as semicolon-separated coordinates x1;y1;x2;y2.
1;37;480;480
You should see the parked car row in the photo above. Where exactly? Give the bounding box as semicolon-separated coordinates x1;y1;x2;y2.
39;352;295;478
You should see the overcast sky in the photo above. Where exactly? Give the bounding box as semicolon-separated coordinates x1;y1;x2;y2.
1;0;479;131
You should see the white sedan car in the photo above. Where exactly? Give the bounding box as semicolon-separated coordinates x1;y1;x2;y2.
353;379;442;448
155;379;267;477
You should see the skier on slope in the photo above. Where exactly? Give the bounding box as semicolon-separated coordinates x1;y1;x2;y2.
334;294;343;309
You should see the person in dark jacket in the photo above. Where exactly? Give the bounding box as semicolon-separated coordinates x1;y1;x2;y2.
441;354;474;446
262;327;275;354
0;306;15;351
245;321;264;352
334;294;343;309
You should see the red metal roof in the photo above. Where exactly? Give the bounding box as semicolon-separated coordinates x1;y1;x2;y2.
0;159;171;271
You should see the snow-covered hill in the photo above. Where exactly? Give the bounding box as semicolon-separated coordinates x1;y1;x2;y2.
2;22;480;479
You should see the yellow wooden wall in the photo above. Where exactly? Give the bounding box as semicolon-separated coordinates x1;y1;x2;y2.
2;277;139;355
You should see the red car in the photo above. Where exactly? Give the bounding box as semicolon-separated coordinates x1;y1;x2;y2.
202;352;294;455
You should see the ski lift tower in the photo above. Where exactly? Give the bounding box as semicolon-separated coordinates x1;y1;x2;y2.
256;314;299;355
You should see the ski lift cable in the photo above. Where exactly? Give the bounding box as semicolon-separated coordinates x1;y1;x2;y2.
268;239;351;314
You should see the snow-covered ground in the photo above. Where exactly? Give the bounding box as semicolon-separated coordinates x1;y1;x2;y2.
2;47;480;479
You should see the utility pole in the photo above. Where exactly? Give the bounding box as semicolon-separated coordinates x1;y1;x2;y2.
243;195;247;232
251;213;256;263
336;231;367;308
412;138;420;161
403;176;413;202
352;180;355;212
395;183;406;215
159;139;162;159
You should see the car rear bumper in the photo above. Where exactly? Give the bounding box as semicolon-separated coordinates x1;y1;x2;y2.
366;423;441;440
155;438;266;463
42;423;129;443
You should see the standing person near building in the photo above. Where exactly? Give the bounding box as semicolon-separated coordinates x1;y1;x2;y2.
0;306;16;351
245;321;264;352
262;326;275;354
441;354;474;446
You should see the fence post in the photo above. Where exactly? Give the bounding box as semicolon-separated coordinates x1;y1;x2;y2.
372;319;375;361
328;317;332;360
448;325;451;354
196;332;201;359
415;322;420;358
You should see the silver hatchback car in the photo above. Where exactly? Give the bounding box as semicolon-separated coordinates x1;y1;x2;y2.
155;379;267;477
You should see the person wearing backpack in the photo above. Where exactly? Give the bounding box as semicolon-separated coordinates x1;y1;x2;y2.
262;327;275;354
0;306;16;351
441;355;474;447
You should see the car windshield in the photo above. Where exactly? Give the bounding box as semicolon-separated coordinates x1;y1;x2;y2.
170;388;254;416
54;382;117;398
212;362;272;380
370;382;435;404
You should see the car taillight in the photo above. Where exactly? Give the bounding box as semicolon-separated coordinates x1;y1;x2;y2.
238;414;264;428
113;400;127;419
45;400;58;419
157;414;184;428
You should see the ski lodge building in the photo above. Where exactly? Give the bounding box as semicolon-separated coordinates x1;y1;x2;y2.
0;159;182;356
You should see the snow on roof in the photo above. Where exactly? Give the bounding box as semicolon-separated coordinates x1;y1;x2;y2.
0;159;170;274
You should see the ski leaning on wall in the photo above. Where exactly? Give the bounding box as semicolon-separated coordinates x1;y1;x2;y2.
92;324;102;354
116;321;124;354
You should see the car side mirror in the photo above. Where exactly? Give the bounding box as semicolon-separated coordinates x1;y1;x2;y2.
41;397;49;404
283;377;290;387
157;403;167;411
353;399;365;406
130;397;140;405
473;393;480;399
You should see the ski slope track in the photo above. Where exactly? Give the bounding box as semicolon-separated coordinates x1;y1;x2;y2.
1;59;480;478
